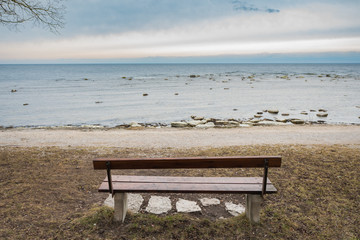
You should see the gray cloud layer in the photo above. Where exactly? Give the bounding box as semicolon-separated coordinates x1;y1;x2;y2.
232;1;280;13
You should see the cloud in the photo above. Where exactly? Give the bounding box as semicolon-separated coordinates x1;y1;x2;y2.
232;1;280;13
0;1;359;62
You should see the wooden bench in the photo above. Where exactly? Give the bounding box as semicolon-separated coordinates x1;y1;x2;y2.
93;156;281;223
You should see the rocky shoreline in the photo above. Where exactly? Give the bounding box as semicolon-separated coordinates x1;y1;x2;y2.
1;108;358;130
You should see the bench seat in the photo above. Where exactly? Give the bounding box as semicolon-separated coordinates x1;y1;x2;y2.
99;175;277;194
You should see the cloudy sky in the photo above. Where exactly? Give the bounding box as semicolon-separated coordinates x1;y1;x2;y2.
1;0;360;63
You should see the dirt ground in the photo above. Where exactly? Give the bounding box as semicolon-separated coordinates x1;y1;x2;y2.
1;143;359;239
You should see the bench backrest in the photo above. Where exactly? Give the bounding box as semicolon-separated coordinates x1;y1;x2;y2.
93;156;281;169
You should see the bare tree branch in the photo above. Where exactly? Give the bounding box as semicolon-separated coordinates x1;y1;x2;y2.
0;0;65;33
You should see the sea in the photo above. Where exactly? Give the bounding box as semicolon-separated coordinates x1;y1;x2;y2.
0;63;359;127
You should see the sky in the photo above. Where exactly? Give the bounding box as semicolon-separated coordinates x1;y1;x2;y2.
0;0;360;63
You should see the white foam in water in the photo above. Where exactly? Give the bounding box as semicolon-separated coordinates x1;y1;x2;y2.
0;63;359;127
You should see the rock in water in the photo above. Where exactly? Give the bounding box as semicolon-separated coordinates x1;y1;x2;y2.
196;122;215;128
193;116;204;120
187;120;202;127
171;122;188;128
215;120;228;126
316;113;328;117
268;109;279;114
290;119;305;124
276;119;288;123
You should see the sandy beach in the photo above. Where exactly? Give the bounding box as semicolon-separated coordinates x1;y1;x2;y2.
1;125;359;148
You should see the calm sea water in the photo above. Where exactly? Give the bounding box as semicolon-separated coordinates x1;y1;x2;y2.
0;63;359;127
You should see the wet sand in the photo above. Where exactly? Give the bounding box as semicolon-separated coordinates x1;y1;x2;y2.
1;125;359;148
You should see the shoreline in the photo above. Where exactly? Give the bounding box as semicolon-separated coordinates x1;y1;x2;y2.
1;114;359;130
1;125;359;148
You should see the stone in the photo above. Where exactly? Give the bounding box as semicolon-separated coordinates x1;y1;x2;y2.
316;113;328;117
215;120;229;125
130;122;141;127
104;193;144;213
257;112;263;114
146;196;172;214
176;199;201;213
255;121;286;126
128;122;144;130
225;202;245;216
268;109;279;114
239;124;251;128
11;89;17;92
174;93;179;95
192;116;204;120
300;111;308;115
200;198;220;206
290;119;305;124
276;118;288;123
281;113;290;116
104;194;114;208
254;114;262;118
310;109;316;112
228;121;239;126
171;122;188;128
128;194;144;213
196;122;215;128
249;119;260;123
143;93;148;96
187;120;203;127
81;125;104;129
318;109;327;112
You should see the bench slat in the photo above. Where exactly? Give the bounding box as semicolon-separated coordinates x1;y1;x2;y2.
93;156;281;169
105;175;272;185
98;175;277;194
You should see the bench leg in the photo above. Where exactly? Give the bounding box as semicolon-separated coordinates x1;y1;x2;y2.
114;193;128;222
245;194;263;223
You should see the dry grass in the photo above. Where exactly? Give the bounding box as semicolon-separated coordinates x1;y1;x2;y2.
0;144;359;239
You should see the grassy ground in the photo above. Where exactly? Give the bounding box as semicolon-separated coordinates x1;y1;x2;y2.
0;144;359;239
